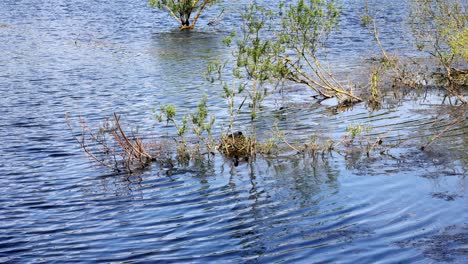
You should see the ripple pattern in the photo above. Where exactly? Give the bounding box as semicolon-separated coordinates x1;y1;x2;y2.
0;0;467;263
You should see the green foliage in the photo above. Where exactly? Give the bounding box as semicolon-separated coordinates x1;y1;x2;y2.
346;123;373;141
410;0;468;70
178;116;188;137
237;3;284;82
157;94;216;155
235;3;285;119
191;93;208;128
159;104;188;137
279;0;340;53
191;93;216;140
360;0;372;27
158;104;176;122
220;0;349;121
148;0;220;29
206;60;246;133
368;66;382;107
449;27;468;62
222;31;236;47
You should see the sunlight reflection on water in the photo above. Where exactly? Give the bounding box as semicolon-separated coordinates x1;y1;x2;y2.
0;0;466;263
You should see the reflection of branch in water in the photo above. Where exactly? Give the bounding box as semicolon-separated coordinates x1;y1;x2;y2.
421;116;466;150
207;8;225;26
84;172;144;200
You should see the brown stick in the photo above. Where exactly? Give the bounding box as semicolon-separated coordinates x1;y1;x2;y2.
65;114;119;171
180;0;211;30
113;113;152;159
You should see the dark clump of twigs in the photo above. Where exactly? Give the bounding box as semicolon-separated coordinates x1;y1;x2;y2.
66;113;155;173
218;131;255;165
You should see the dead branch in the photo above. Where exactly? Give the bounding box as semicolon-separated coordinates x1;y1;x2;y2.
65;113;120;172
66;113;155;173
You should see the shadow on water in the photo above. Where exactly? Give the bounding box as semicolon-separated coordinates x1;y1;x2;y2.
149;30;224;77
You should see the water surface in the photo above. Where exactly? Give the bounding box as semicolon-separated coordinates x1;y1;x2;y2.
0;0;466;263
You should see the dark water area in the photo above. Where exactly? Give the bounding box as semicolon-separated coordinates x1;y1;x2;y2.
0;0;467;263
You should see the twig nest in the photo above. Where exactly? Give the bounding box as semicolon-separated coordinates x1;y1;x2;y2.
218;131;254;158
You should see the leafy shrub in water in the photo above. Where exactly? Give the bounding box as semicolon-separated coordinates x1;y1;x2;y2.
410;0;468;77
148;0;220;30
209;0;361;122
157;93;216;156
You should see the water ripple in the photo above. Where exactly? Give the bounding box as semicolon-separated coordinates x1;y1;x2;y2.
1;0;467;263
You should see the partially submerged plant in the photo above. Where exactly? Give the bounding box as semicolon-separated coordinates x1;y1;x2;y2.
218;131;255;159
410;0;468;76
278;0;362;103
156;94;216;158
157;104;188;151
368;66;382;108
66;113;154;173
190;93;216;152
410;0;467;101
236;1;362;108
235;3;285;119
148;0;220;30
362;0;466;104
361;3;415;92
346;123;373;143
209;0;361;123
206;59;247;133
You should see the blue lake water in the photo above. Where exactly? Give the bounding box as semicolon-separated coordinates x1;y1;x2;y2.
0;0;466;263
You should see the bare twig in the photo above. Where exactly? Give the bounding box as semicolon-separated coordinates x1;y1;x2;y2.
65;114;120;171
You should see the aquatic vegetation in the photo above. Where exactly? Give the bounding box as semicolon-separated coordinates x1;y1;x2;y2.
410;0;467;101
281;3;355;103
361;3;422;96
367;66;383;108
362;0;467;104
218;131;255;159
346;123;364;141
147;0;220;30
68;1;466;174
208;0;361;121
66;113;154;173
410;0;468;73
276;0;361;103
156;104;189;155
156;95;216;157
190;93;216;152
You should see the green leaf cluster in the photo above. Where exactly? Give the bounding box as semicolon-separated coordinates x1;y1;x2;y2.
157;104;188;137
227;0;342;119
410;0;468;67
279;0;340;53
191;93;216;137
148;0;220;28
156;94;216;153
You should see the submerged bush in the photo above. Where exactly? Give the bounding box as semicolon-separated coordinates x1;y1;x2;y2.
209;0;361;122
410;0;468;77
148;0;220;30
361;0;466;104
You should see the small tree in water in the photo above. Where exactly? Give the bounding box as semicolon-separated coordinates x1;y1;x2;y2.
410;0;468;82
148;0;220;30
213;0;359;121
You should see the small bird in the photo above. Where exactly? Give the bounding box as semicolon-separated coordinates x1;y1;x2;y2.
227;131;243;138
